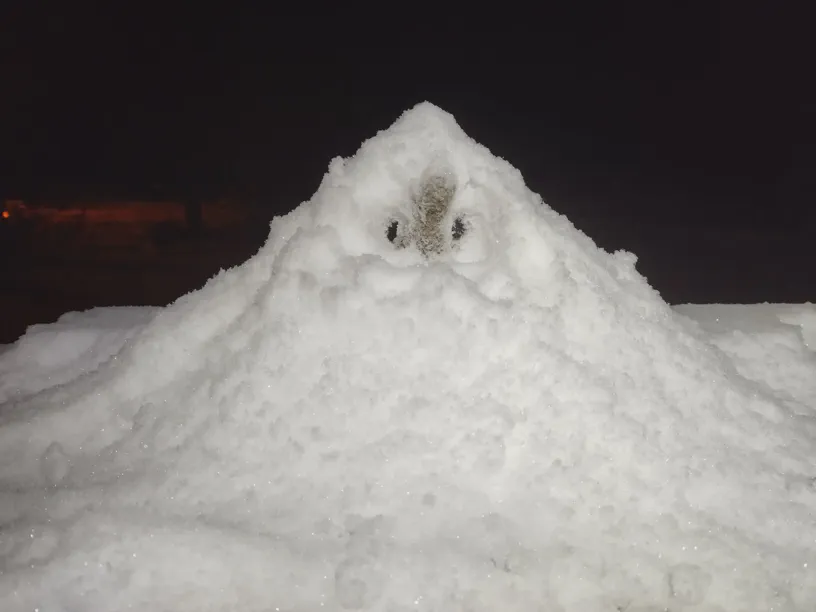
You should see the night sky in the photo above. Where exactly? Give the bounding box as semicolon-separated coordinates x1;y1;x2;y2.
1;4;813;230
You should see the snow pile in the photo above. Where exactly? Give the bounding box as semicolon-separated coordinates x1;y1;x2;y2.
0;307;158;403
675;303;816;418
1;103;815;611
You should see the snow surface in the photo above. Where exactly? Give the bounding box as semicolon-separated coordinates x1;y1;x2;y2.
0;307;159;403
1;103;815;611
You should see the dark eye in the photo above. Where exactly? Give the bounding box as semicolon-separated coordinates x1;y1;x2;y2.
451;216;466;241
386;220;399;243
386;219;409;248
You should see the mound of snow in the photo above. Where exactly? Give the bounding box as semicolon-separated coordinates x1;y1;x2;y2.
1;103;815;612
677;303;816;413
0;307;158;402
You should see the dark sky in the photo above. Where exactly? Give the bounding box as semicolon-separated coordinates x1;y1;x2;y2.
1;3;813;229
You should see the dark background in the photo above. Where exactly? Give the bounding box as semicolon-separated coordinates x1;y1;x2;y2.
1;3;814;342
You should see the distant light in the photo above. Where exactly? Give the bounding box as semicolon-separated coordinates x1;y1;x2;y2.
1;211;9;219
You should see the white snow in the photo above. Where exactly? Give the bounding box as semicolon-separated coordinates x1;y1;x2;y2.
0;307;159;403
0;102;814;611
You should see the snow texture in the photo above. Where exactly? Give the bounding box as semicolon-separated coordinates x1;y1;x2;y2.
0;103;814;611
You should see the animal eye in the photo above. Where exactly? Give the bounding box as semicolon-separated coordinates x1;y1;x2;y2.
451;216;466;241
386;218;408;248
386;220;400;243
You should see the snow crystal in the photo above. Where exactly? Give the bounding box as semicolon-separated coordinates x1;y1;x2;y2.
0;103;814;611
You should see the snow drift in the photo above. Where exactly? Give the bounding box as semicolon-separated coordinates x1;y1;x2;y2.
0;103;815;611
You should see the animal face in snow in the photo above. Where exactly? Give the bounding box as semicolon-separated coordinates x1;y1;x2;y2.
385;172;468;258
